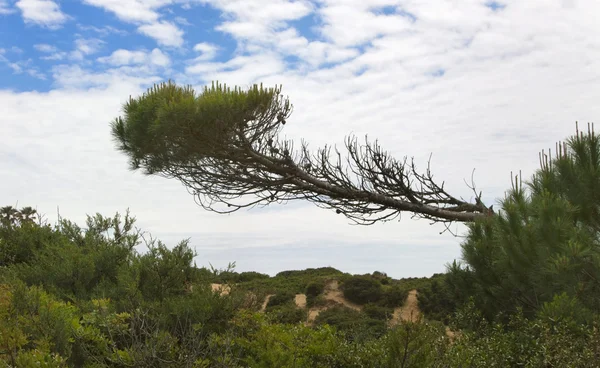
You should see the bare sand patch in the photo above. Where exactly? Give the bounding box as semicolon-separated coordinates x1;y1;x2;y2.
211;283;230;296
295;294;307;309
260;294;274;312
322;280;362;311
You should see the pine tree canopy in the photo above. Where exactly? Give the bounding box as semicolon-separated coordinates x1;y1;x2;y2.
457;123;600;319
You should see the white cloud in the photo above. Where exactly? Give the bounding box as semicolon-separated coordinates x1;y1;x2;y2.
315;3;414;47
16;0;68;29
98;49;148;65
149;48;171;66
51;65;161;90
137;21;184;47
70;38;104;60
82;0;184;47
206;0;313;24
76;24;128;36
0;53;45;80
34;43;58;53
173;16;191;26
193;42;218;60
81;0;169;23
3;0;600;277
98;48;171;67
26;68;46;80
198;0;360;67
0;0;14;14
185;52;286;84
102;50;148;66
41;52;68;61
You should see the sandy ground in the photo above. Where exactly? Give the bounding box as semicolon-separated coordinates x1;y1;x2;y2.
260;294;274;312
211;283;230;296
295;294;307;309
305;280;363;324
323;280;362;311
211;281;456;338
390;289;420;326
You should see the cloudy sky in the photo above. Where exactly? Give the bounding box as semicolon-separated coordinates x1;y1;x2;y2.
1;0;599;278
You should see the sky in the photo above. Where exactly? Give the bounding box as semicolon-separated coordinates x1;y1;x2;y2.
1;0;600;279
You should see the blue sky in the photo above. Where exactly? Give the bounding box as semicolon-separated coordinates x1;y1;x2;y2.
1;0;600;278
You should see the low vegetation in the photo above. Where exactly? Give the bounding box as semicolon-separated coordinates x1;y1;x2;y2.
1;201;599;366
2;92;599;366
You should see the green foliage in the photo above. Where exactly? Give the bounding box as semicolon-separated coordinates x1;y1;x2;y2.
217;271;270;283
305;281;324;298
383;320;449;368
307;294;328;309
0;206;39;228
537;292;595;335
0;220;59;266
315;306;387;342
417;269;470;323
265;290;295;309
111;81;292;175
237;267;345;295
223;311;386;368
380;284;408;308
363;303;393;321
437;126;600;323
341;276;383;305
265;304;307;325
135;239;196;302
275;267;344;279
446;300;600;367
305;281;325;308
0;211;140;304
3;136;600;368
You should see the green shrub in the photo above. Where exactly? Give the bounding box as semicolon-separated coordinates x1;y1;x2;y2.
341;276;383;305
275;267;343;278
315;306;387;341
537;292;595;335
384;320;449;367
363;303;392;321
380;284;408;308
315;306;363;330
417;266;469;324
266;291;296;309
266;304;307;324
307;294;327;308
305;281;324;298
236;271;270;283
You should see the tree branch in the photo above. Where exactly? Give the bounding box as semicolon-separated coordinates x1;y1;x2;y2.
112;81;494;227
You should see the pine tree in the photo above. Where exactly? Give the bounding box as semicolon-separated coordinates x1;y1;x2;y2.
455;123;600;319
110;81;492;225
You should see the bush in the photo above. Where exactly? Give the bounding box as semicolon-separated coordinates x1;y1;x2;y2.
315;306;363;330
266;304;307;324
315;306;387;341
216;271;270;283
275;267;343;278
304;282;324;309
363;303;392;321
266;290;296;309
384;320;449;367
307;294;327;308
341;276;383;305
236;271;270;283
380;284;408;308
417;267;469;324
305;281;324;298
